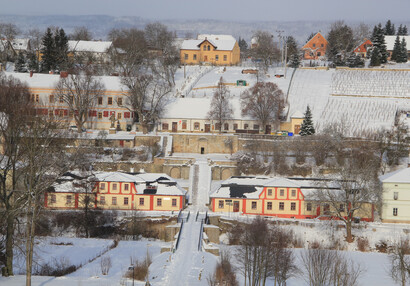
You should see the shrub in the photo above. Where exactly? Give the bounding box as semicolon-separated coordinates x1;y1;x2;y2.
125;252;152;281
356;237;370;252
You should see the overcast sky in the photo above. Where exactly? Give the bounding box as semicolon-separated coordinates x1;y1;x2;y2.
0;0;409;22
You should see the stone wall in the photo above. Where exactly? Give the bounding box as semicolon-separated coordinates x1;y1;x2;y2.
171;134;239;154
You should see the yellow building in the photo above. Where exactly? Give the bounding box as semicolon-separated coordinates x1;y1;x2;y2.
45;171;187;211
180;34;240;66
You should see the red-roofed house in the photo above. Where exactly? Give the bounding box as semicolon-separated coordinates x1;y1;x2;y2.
302;32;328;60
353;39;373;58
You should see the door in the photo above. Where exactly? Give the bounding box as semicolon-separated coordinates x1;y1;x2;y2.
201;147;205;154
119;140;124;147
204;56;208;62
233;201;240;212
294;125;301;135
172;122;178;132
265;125;271;134
204;124;210;133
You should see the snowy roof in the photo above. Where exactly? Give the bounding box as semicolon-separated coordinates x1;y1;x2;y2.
290;110;304;119
384;36;410;51
95;172;144;183
68;40;112;53
181;34;237;51
5;72;124;91
10;38;30;51
379;168;410;183
162;97;255;120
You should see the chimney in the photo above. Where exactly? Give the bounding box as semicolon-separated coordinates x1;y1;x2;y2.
30;70;33;77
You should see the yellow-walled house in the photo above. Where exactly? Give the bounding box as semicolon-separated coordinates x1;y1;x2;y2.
45;171;187;211
210;176;374;221
180;34;240;66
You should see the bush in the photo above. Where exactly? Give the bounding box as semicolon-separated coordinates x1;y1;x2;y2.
125;252;152;281
35;256;78;277
356;237;370;252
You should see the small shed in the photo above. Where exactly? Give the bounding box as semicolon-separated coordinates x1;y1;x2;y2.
236;80;247;86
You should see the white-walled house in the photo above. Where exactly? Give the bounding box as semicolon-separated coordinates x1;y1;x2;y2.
380;167;410;223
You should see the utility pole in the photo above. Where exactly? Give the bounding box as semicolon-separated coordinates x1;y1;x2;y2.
284;43;288;78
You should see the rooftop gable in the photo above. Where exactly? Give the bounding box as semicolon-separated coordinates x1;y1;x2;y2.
380;167;410;183
302;32;328;49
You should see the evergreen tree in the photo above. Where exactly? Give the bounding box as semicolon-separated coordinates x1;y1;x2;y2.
397;25;408;36
384;20;395;35
14;53;26;72
288;53;300;68
398;38;408;63
238;37;248;51
346;53;364;67
299;105;315;136
286;36;298;58
391;35;401;62
371;24;388;64
40;27;55;72
370;47;381;66
27;52;39;72
403;25;408;36
54;28;69;71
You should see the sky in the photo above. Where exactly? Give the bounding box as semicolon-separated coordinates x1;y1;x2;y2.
0;0;409;22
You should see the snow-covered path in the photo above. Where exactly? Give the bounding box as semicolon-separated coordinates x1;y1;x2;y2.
188;158;212;212
149;213;217;286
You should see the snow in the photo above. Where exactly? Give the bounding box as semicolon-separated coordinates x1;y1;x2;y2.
181;34;237;51
379;167;410;183
68;40;112;53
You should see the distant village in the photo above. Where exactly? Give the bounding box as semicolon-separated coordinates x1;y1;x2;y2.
0;19;410;285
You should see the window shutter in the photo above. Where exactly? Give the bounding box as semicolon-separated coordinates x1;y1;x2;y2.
103;111;109;117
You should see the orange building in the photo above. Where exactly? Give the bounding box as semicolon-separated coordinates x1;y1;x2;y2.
210;176;374;221
302;32;328;60
45;171;187;211
353;39;373;58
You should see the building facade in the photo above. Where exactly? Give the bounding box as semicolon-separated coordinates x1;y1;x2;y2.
45;171;187;211
302;32;328;60
180;34;240;66
380;167;410;223
353;39;373;58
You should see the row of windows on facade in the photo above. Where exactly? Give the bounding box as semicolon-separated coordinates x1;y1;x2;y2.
31;94;123;106
50;194;177;207
312;43;325;48
34;108;132;120
184;53;228;61
162;122;261;131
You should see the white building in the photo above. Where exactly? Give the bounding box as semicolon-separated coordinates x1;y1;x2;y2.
380;167;410;223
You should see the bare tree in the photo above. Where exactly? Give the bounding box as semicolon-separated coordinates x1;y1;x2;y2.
241;82;285;133
0;73;32;277
208;251;238;286
121;67;172;133
70;26;92;41
207;77;233;133
53;71;105;131
389;239;410;286
251;31;280;72
301;248;364;286
311;144;382;243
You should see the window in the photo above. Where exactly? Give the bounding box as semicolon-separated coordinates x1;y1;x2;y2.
215;55;219;61
339;204;345;212
124;184;129;191
306;202;312;211
49;110;54;117
98;97;103;105
324;204;330;215
59;95;64;103
267;189;272;196
194;122;200;130
117;97;123;106
251;201;257;210
253;124;259;130
244;124;248;129
124;197;129;205
317;52;321;57
118;113;122;120
172;199;177;207
100;196;105;205
157;198;162;206
224;123;229;130
193;54;197;60
182;120;187;129
184;53;188;60
279;202;284;210
280;189;284;196
98;112;102;119
139;198;144;205
267;201;272;210
100;183;105;190
224;55;227;61
50;194;56;204
233;123;238;130
219;200;224;208
321;44;324;47
112;183;117;191
59;110;64;117
108;97;113;105
207;45;210;51
203;45;206;51
394;192;398;200
291;190;296;197
215;123;221;131
49;94;54;103
393;208;398;216
313;43;316;47
66;195;72;204
162;123;169;130
112;197;117;205
291;202;296;211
